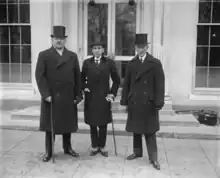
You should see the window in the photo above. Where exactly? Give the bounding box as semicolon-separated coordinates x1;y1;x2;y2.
195;0;220;88
0;0;31;83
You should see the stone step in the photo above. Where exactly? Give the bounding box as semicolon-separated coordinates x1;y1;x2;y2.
10;107;197;127
1;116;219;140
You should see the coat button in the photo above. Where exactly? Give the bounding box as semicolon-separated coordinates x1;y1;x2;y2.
144;81;147;84
144;92;146;95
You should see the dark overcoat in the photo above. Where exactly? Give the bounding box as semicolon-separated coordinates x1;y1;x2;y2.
35;47;82;134
81;56;120;126
120;53;165;134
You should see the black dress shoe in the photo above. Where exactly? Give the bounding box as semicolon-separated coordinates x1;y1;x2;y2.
42;153;52;162
64;148;79;157
90;149;99;156
152;160;160;170
126;153;142;160
99;149;108;157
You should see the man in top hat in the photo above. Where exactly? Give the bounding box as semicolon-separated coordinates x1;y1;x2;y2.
35;26;83;162
120;33;165;170
81;34;120;157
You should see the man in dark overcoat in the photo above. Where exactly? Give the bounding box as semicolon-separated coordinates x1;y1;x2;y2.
35;26;83;162
120;34;165;170
81;35;120;157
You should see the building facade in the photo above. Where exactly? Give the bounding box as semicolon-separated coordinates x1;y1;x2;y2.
0;0;220;104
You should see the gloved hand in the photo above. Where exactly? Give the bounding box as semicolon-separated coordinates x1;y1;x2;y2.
74;96;83;105
106;94;115;102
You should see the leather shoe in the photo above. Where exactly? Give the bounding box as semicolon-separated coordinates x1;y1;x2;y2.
152;160;160;170
126;153;142;160
64;148;79;157
99;149;108;157
90;149;99;156
42;153;52;162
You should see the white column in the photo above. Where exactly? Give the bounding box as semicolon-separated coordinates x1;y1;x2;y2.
52;0;64;26
152;0;170;96
142;0;154;54
30;0;53;96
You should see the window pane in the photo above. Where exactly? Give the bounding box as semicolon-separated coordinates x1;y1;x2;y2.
10;26;21;44
10;45;21;63
198;1;211;23
0;64;10;82
0;26;9;44
20;4;30;23
19;0;29;3
209;47;220;66
0;4;7;23
115;3;136;56
196;47;209;66
208;67;220;88
0;45;9;63
8;0;19;3
21;63;31;83
21;26;30;44
210;26;220;46
212;1;220;23
0;0;7;3
11;63;21;82
195;67;208;87
21;45;31;63
8;4;19;23
87;4;108;55
197;25;209;45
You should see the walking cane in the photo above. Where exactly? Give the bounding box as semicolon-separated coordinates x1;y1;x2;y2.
111;118;117;156
107;95;118;156
50;102;55;163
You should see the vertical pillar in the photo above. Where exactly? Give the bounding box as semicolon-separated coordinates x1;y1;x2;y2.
52;0;63;26
30;0;53;96
152;0;170;96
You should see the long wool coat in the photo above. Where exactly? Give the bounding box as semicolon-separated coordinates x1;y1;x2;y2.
35;47;82;134
81;56;120;126
120;53;165;134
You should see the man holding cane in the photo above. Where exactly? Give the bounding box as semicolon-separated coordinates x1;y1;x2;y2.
35;26;83;162
81;34;120;157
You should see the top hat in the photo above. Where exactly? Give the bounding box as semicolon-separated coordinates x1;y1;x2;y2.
51;26;67;38
135;33;149;45
89;34;106;48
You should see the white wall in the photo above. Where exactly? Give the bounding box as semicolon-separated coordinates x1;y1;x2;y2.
30;0;53;95
164;0;198;103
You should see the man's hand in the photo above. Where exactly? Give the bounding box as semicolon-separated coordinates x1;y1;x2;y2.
84;88;90;92
45;96;52;102
106;94;115;102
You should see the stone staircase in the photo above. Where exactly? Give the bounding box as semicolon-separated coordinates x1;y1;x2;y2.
1;93;220;140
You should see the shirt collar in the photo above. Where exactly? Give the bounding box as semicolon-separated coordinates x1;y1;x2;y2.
139;53;147;60
94;56;102;61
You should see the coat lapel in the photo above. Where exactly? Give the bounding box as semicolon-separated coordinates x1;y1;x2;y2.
135;53;154;80
55;48;70;69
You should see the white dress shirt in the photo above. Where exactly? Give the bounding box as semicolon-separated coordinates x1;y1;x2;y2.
139;53;147;63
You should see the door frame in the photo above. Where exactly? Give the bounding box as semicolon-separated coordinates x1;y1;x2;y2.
80;0;142;61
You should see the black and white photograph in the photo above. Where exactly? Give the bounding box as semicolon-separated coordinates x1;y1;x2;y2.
0;0;220;177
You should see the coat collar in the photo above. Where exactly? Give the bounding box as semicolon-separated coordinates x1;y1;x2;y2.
130;53;155;80
50;46;70;69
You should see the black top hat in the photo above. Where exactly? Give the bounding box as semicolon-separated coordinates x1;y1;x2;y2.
89;34;106;48
135;33;149;45
51;26;67;38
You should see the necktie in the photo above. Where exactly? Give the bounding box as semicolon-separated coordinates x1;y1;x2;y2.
140;57;143;63
95;60;99;65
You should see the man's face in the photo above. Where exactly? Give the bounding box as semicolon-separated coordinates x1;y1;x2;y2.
52;37;66;49
135;44;148;56
92;45;104;58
